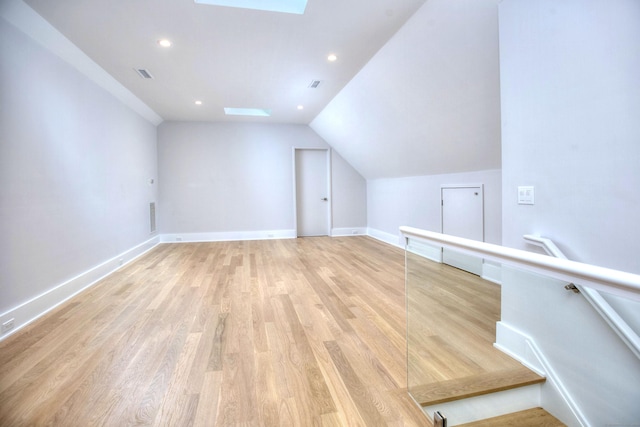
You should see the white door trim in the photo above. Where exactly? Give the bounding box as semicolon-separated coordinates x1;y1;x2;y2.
292;148;332;237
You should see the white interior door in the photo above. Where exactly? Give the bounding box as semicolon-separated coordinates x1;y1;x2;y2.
441;185;484;275
295;149;330;236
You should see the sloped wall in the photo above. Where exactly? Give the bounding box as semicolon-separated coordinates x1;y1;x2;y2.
311;0;501;180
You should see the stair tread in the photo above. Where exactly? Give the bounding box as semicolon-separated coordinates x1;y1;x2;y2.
411;366;545;406
457;407;566;426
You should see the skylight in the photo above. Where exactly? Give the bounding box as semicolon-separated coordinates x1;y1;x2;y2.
224;108;272;117
194;0;307;15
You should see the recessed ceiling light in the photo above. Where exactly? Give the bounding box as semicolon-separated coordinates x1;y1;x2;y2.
297;105;304;110
195;100;203;105
327;54;338;62
224;107;271;117
194;0;307;14
158;39;172;47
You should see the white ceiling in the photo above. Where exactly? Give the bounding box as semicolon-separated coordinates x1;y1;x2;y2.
24;0;427;124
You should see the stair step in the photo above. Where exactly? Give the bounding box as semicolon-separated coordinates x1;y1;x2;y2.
411;367;545;406
456;407;566;426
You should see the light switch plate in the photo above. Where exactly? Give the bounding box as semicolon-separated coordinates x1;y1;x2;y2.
518;186;535;205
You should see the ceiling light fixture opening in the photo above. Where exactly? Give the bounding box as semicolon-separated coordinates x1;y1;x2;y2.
327;53;338;62
195;100;203;105
158;39;172;47
297;105;304;110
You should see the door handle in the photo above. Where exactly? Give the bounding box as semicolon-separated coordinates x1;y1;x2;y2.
321;197;328;201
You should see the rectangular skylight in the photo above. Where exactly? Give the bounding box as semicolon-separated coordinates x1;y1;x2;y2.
194;0;307;15
224;108;272;117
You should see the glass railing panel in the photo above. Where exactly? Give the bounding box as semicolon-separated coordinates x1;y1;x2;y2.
406;240;504;410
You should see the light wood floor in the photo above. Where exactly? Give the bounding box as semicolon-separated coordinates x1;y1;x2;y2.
0;237;429;426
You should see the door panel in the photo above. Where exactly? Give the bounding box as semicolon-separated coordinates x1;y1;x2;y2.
296;149;329;236
441;186;484;275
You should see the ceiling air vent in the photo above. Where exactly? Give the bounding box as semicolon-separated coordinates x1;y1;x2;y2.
135;68;154;79
309;80;321;89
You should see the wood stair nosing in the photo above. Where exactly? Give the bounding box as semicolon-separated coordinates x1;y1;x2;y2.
456;407;566;427
411;367;546;406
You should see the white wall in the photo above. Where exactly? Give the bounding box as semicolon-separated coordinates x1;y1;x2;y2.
157;122;366;239
499;0;640;424
311;0;502;180
0;17;158;330
500;0;640;274
367;169;501;247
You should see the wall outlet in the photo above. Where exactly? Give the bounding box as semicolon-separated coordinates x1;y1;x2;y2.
2;318;15;334
118;258;124;266
352;230;358;234
176;237;183;241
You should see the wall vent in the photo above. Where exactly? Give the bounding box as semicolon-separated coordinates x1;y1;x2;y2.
149;202;156;233
309;80;321;88
136;68;154;79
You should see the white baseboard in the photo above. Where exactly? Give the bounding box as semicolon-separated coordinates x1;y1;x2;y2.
160;229;296;243
331;227;367;237
366;228;404;249
0;236;160;342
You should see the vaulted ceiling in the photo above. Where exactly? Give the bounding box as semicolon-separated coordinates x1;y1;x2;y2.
17;0;501;179
24;0;426;124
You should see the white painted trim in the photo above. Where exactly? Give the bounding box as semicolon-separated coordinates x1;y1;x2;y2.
481;261;502;285
495;322;588;426
160;229;296;243
0;236;160;341
366;228;404;249
421;384;541;426
400;227;640;301
331;227;367;237
0;0;163;125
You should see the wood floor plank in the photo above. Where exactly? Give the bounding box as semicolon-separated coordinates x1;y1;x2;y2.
0;237;433;426
325;340;389;427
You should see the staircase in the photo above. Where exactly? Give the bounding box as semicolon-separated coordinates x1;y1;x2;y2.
406;250;565;426
412;345;561;426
